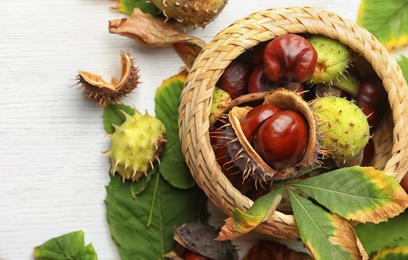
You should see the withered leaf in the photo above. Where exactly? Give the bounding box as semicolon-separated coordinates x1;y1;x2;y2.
109;8;206;68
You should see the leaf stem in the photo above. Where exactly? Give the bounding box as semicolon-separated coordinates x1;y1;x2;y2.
146;171;160;228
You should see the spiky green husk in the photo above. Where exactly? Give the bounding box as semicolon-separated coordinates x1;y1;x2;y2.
209;87;231;126
150;0;228;28
333;71;359;97
308;35;351;83
106;110;166;181
311;96;370;165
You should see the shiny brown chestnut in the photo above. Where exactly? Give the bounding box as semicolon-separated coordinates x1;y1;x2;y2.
217;59;250;99
357;76;389;130
240;104;281;143
263;34;317;83
247;64;276;93
222;88;319;183
253;110;308;170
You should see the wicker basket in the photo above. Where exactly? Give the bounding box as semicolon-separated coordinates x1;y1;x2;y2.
178;6;408;239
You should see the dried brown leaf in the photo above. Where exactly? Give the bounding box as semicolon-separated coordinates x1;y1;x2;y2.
108;8;206;68
328;214;369;260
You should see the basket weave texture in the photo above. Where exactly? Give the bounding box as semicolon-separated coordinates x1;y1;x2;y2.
178;6;408;239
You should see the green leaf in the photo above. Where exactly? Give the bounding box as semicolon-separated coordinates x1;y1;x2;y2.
371;246;408;260
103;103;135;134
355;210;408;256
217;186;285;240
155;69;195;189
113;0;160;16
105;173;207;259
398;55;408;83
130;166;156;198
34;230;97;260
288;189;367;259
289;166;408;223
357;0;408;50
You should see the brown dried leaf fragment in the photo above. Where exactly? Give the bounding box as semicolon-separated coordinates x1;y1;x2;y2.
108;8;206;68
76;51;140;106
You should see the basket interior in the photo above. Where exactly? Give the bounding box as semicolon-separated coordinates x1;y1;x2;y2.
178;6;408;238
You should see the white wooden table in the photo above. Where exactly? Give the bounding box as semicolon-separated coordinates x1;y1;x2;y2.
1;0;403;259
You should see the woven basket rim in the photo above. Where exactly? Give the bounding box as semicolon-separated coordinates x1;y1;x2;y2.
179;6;408;238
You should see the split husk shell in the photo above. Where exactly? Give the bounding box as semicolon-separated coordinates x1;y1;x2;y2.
224;88;319;183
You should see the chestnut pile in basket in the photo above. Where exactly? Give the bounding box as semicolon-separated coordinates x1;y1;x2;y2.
210;33;390;203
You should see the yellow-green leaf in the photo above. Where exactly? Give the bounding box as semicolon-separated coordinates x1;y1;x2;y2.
112;0;159;16
155;69;195;189
216;186;284;241
355;210;408;256
289;189;368;260
290;166;408;223
371;246;408;260
357;0;408;50
398;55;408;83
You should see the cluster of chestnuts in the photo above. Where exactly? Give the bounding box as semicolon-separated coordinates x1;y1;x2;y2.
210;33;389;203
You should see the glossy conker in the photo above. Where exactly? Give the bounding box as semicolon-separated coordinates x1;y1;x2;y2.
253;110;308;170
240;104;281;143
247;64;276;93
361;138;375;166
217;59;250;99
357;76;389;130
263;34;317;83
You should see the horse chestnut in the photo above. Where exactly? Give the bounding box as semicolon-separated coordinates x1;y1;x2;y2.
263;34;317;83
357;76;388;130
247;64;276;93
253;110;308;169
240;104;281;143
217;59;250;99
361;138;375;166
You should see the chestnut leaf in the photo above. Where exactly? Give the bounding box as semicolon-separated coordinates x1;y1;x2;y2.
370;246;408;259
105;173;208;259
288;190;368;260
398;55;408;83
355;210;408;256
103;103;135;134
130;165;156;198
357;0;408;50
112;0;160;16
34;230;97;260
289;166;408;224
217;186;284;241
155;69;196;189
